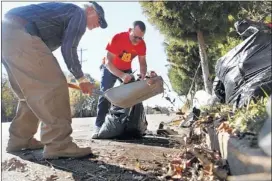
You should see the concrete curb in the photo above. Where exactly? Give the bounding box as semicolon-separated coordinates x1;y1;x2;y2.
205;126;271;176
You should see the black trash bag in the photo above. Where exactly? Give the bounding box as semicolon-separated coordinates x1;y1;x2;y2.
213;77;226;104
234;19;271;39
97;103;148;139
213;19;272;108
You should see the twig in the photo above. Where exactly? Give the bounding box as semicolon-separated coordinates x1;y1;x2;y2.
149;151;164;159
186;62;201;106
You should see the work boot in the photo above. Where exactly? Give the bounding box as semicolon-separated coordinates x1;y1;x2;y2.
6;138;43;152
91;126;101;139
43;142;92;159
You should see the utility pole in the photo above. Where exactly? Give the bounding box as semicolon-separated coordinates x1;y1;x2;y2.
77;48;87;117
78;48;87;65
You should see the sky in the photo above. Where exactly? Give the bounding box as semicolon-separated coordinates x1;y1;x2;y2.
1;1;185;109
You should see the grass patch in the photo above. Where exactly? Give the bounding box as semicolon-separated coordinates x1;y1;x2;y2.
200;97;269;134
229;98;268;134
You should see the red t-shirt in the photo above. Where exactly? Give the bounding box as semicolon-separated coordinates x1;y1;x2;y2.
106;29;146;70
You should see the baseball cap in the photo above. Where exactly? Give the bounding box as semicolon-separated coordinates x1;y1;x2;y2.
89;1;108;29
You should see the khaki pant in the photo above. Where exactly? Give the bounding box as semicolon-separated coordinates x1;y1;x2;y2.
2;21;73;149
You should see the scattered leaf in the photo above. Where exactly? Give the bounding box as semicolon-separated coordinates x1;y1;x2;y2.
45;174;58;181
2;158;27;172
203;163;213;175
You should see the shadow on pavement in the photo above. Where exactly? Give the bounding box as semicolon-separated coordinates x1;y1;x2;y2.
111;135;182;149
8;150;160;181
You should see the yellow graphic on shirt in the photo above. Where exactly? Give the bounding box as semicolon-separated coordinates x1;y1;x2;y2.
121;53;132;62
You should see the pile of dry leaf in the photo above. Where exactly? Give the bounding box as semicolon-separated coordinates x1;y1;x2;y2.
155;133;229;181
160;96;270;181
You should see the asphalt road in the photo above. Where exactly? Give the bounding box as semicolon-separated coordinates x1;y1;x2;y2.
1;114;183;181
2;114;176;146
1;114;193;181
1;114;178;155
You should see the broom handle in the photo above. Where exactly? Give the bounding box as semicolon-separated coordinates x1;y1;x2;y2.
67;83;81;90
68;83;103;96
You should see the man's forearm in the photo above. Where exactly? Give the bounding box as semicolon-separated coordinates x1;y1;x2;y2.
105;53;125;78
140;64;147;76
139;58;147;77
105;61;124;78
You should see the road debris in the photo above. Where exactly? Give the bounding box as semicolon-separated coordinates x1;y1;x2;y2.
45;174;58;181
2;157;27;172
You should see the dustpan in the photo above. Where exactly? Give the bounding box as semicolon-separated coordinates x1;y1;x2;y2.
103;76;164;108
68;76;164;108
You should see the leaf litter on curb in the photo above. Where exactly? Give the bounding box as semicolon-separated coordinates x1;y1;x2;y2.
154;111;232;180
156;98;269;180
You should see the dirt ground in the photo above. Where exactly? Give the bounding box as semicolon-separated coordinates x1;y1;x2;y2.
2;136;185;181
2;115;187;181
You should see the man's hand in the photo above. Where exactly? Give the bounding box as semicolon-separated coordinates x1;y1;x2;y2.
149;71;157;77
77;76;95;96
140;73;146;80
147;71;158;85
79;82;95;96
137;73;146;80
121;73;133;83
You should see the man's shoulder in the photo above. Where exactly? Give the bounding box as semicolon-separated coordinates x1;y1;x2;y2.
8;2;80;13
112;31;128;40
58;2;82;9
39;2;78;7
33;2;81;12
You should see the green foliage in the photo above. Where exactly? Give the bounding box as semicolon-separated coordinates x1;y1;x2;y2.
229;98;268;134
1;72;100;121
202;97;268;134
1;74;18;122
68;73;99;117
164;38;239;95
215;37;243;57
140;1;240;43
140;1;245;94
238;1;272;22
165;41;204;95
168;66;191;95
140;1;270;96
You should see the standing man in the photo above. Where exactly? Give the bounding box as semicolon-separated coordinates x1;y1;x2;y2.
93;21;147;138
2;2;107;159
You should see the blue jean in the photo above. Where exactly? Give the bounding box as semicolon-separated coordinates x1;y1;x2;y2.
95;65;132;127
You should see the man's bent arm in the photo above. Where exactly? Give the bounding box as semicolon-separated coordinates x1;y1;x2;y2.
105;51;125;78
61;8;86;79
139;55;147;77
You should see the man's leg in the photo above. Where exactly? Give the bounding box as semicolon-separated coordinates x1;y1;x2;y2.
2;61;42;152
93;66;117;138
2;21;92;159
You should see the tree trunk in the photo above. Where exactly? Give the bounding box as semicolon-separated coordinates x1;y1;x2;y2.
197;30;212;94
